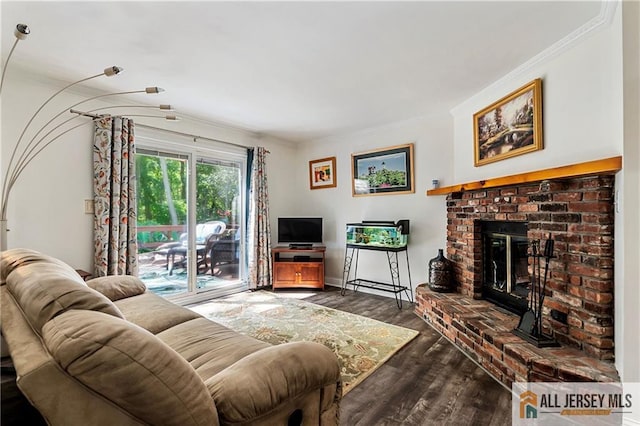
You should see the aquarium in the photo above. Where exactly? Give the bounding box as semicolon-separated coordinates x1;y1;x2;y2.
345;220;409;249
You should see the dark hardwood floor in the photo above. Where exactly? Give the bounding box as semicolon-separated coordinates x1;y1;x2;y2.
304;286;513;426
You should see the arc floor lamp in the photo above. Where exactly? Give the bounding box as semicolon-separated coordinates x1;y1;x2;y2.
0;24;173;251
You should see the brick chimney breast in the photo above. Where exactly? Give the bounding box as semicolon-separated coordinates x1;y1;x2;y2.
445;175;615;360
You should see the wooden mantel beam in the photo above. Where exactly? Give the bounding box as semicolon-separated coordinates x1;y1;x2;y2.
426;156;622;196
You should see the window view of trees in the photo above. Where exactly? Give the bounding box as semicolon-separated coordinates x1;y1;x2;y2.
195;160;241;226
137;155;187;228
136;154;241;251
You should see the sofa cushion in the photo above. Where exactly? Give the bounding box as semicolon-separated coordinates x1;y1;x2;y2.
1;248;81;285
114;292;202;334
87;275;146;301
206;342;341;424
156;317;270;380
6;261;123;334
42;310;218;426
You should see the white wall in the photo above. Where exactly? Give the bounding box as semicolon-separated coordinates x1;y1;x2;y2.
2;74;96;266
617;0;640;383
1;68;297;271
293;114;453;294
451;11;623;183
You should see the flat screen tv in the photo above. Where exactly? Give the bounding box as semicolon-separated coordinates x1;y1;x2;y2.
278;217;323;247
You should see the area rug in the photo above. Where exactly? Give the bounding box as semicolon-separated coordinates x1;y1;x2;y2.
189;291;419;394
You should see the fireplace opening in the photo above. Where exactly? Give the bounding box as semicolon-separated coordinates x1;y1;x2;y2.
481;221;529;315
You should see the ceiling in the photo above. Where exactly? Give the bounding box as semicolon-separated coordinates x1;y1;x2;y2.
1;1;603;143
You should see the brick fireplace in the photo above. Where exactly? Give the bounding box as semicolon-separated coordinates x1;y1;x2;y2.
416;163;621;386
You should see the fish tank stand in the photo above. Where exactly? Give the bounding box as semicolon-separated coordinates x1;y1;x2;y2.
341;244;413;309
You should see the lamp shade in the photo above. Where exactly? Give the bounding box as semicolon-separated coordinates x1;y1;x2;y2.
14;24;30;40
104;66;124;77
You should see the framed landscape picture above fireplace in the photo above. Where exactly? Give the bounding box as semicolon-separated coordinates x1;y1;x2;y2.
473;78;543;167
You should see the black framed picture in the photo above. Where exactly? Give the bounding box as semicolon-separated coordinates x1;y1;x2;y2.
351;143;414;197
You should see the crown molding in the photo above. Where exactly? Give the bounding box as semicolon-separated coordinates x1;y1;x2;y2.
450;0;619;116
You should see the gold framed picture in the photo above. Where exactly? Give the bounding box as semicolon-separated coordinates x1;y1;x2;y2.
309;156;337;190
351;143;414;197
473;78;543;167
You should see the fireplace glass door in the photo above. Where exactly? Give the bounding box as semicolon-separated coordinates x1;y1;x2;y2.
481;222;529;314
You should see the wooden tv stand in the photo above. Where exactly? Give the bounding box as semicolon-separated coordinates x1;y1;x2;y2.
272;246;325;290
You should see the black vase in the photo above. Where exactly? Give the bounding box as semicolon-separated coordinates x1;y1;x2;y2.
428;249;453;292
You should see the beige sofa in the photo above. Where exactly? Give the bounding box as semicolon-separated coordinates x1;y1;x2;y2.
0;249;341;425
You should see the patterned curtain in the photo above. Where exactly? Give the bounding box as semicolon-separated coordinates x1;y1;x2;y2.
93;116;138;276
247;147;272;289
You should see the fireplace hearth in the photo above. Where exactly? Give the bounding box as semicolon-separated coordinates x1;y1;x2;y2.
481;221;529;315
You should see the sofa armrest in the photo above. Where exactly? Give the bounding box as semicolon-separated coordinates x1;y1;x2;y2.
205;341;341;423
86;276;146;301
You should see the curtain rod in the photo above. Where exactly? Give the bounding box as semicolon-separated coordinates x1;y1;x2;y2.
135;122;250;150
70;109;251;150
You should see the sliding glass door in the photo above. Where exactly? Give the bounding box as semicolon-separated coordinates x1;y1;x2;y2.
136;150;189;297
193;158;242;292
135;143;246;301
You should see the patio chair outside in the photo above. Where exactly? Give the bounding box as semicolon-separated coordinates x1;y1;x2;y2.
167;221;226;275
209;229;240;276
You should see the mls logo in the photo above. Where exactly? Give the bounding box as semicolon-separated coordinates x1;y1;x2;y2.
520;390;538;419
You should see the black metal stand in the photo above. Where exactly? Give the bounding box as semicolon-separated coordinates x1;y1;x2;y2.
513;238;560;348
513;327;560;348
341;244;413;309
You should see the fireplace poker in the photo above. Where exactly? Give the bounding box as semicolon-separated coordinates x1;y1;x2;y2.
535;241;541;313
517;240;539;334
536;236;555;334
530;241;536;312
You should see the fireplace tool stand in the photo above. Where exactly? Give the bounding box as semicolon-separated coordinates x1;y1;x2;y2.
513;237;560;347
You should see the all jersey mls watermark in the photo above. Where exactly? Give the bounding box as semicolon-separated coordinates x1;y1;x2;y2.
512;382;639;425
